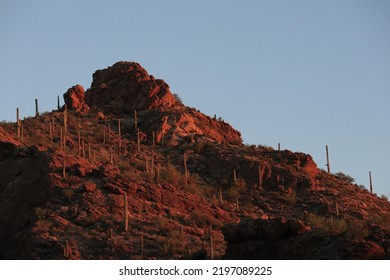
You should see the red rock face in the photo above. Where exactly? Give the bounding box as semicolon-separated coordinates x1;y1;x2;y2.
85;62;176;114
63;85;90;113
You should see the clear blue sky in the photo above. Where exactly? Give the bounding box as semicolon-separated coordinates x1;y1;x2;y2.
1;0;389;197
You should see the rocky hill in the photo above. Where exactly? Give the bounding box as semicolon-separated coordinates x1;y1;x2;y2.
0;62;389;260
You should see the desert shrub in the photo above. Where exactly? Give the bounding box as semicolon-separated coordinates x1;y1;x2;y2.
334;172;355;184
193;139;209;153
190;208;222;229
307;213;347;235
161;229;186;255
131;158;147;172
358;184;366;190
367;213;390;229
153;216;171;233
173;93;184;105
345;222;369;240
280;192;298;204
226;178;246;199
257;145;274;152
230;138;243;145
160;164;183;186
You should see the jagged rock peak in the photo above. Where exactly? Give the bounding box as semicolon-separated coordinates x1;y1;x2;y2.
84;61;177;114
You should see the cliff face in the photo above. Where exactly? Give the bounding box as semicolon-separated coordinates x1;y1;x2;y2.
0;62;389;259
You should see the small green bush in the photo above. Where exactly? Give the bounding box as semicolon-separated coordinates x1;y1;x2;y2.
307;213;347;235
334;172;355;184
226;178;246;199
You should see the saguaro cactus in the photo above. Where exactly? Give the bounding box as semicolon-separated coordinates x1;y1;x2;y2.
369;171;373;194
326;145;331;174
16;107;20;138
278;143;281;151
219;189;223;205
258;165;262;189
233;168;237;183
35;98;39;117
110;150;114;165
335;201;339;219
184;153;189;185
134;110;138;130
57;95;60;111
124;192;129;232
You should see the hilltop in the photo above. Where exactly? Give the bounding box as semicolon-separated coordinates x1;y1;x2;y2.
0;62;389;259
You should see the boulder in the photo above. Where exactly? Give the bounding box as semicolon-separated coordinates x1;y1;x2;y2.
63;84;90;113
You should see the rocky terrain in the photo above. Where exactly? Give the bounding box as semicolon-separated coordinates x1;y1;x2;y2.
0;61;389;260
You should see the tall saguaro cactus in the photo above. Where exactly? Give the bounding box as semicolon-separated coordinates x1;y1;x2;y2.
326;145;331;174
35;99;39;117
258;165;262;189
184;153;189;185
369;171;373;194
16;107;20;138
134;110;138;130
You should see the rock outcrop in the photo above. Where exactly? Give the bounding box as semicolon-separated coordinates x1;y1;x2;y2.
63;84;90;114
67;61;242;145
85;61;176;114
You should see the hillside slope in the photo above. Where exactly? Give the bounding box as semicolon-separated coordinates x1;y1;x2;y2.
0;62;389;259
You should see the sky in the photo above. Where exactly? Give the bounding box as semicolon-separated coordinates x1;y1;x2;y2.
0;0;389;197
